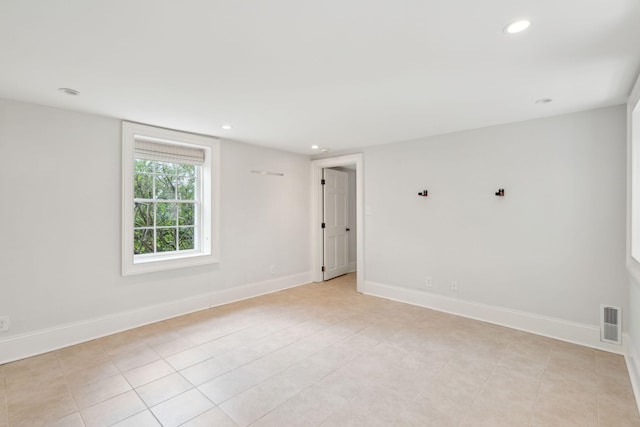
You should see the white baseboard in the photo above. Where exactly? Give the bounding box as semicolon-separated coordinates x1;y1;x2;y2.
364;280;627;355
208;272;313;308
626;336;640;414
0;272;312;365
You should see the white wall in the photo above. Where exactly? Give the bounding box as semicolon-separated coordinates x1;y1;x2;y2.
362;106;628;328
0;98;311;359
0;98;631;362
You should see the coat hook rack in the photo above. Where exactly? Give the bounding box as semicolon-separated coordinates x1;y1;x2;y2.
495;188;505;197
418;189;428;197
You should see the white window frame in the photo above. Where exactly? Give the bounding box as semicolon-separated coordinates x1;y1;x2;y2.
628;73;640;282
122;121;220;275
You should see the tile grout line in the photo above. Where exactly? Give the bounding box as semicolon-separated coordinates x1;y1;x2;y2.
154;305;311;360
118;311;351;425
243;345;368;427
0;375;7;427
192;319;351;406
455;346;506;427
595;353;601;427
109;347;164;427
51;352;83;426
208;320;364;426
528;346;552;427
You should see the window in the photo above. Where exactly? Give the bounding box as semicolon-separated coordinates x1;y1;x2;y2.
628;72;640;278
633;100;640;263
122;122;219;275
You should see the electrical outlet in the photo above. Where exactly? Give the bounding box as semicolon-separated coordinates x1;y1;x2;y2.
0;316;9;332
425;276;432;288
270;264;276;275
451;281;458;292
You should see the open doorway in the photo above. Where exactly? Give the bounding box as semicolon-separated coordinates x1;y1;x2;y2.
311;154;364;293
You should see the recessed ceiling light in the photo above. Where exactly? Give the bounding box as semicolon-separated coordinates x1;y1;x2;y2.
504;20;531;34
320;148;330;153
311;145;319;150
535;98;553;104
221;124;233;130
58;87;79;96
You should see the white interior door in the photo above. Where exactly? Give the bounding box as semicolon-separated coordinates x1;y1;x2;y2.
323;168;349;280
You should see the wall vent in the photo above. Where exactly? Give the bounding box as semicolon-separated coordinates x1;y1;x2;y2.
600;305;621;345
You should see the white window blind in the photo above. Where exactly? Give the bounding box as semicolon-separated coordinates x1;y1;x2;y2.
134;139;205;165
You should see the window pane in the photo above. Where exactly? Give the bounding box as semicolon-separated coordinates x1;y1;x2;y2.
134;173;153;199
177;177;195;200
156;203;177;226
134;203;153;227
179;227;195;250
177;163;196;177
135;159;154;174
155;174;176;199
157;228;177;252
134;229;154;254
156;161;176;176
179;203;195;226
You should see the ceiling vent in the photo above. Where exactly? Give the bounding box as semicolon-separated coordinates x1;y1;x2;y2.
600;305;621;345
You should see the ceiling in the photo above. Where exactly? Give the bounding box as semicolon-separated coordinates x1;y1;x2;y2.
1;0;639;155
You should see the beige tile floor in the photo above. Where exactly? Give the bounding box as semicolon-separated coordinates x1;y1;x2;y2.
1;273;639;426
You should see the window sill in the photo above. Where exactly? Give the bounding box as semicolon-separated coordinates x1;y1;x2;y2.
135;250;202;264
123;252;219;276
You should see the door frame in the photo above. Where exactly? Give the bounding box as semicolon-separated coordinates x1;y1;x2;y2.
310;154;364;293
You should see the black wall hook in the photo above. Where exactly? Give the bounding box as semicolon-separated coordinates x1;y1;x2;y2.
418;189;428;197
495;188;505;197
